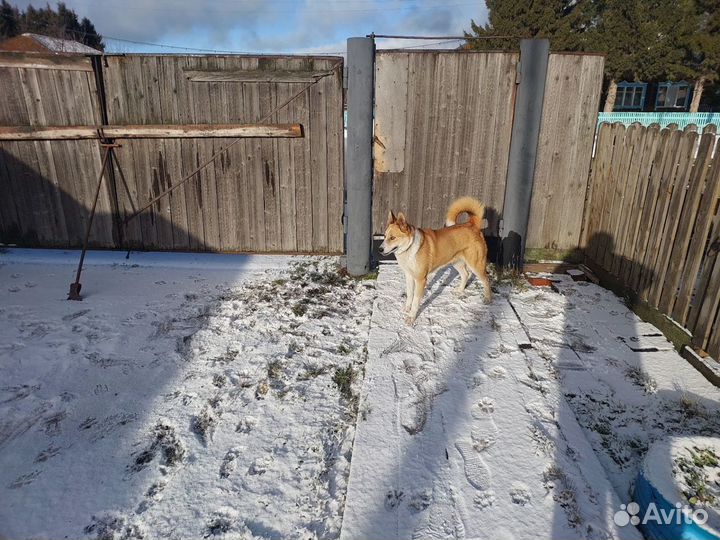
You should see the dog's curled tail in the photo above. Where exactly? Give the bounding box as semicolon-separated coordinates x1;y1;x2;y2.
445;196;485;229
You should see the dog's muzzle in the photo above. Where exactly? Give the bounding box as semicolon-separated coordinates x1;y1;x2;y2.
379;242;396;255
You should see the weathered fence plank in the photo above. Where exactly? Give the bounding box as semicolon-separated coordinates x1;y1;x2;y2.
679;154;720;325
586;121;720;360
0;123;303;140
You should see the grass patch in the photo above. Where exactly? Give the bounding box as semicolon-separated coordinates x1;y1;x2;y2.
267;359;283;380
292;301;309;317
333;365;356;401
624;366;657;394
298;364;328;380
490;265;528;291
676;446;720;506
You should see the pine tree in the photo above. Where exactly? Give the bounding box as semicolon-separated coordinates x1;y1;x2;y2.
0;0;19;39
686;0;720;111
0;1;105;51
464;0;596;52
465;0;709;112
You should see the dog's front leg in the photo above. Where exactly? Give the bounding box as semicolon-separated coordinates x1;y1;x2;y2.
405;276;426;325
403;272;415;313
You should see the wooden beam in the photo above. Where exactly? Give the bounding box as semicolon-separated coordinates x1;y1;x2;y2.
0;51;94;71
0;123;304;140
184;68;333;83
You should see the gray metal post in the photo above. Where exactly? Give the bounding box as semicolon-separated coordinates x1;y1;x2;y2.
345;37;375;276
501;39;550;269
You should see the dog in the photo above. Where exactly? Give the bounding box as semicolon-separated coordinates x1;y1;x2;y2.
380;196;492;325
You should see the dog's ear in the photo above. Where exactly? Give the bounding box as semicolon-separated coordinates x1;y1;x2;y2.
387;210;396;224
396;212;409;231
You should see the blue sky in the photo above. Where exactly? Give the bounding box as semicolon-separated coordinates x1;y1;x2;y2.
11;0;488;54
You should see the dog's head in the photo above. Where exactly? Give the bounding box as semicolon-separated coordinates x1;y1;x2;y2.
380;210;413;255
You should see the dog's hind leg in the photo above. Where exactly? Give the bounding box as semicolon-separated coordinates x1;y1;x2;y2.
467;255;493;304
453;261;470;295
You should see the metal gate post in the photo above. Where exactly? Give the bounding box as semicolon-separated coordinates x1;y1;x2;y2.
501;38;550;269
345;36;375;276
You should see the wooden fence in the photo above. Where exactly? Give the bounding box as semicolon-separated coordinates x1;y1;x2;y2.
372;51;517;235
371;50;605;250
0;52;344;253
527;53;605;249
583;122;720;359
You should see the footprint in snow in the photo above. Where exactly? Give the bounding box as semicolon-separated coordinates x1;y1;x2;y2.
487;366;507;380
471;397;495;417
392;370;431;436
220;447;242;478
473;490;496;509
470;414;499;451
509;483;531;505
412;485;466;540
455;440;492;491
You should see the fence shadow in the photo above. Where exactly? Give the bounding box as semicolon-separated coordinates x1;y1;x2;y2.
351;229;720;539
0;149;259;537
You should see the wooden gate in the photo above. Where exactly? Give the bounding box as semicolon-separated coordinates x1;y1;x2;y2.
0;52;345;253
371;50;604;251
372;51;517;235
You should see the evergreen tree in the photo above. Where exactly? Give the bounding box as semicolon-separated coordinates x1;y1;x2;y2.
595;0;696;111
0;0;19;38
0;1;104;50
465;0;711;111
686;0;720;110
464;0;596;52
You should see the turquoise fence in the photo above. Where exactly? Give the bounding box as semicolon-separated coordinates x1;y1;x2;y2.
598;112;719;131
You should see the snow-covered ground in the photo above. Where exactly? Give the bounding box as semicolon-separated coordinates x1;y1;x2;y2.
0;249;374;539
3;250;720;540
342;264;720;540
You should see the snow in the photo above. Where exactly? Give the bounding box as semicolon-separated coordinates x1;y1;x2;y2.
509;276;720;503
0;249;374;539
342;265;640;540
3;249;720;540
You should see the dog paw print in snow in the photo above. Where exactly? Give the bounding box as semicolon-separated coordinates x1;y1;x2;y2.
408;490;431;512
509;483;531;505
474;490;496;509
471;397;495;417
385;489;404;510
488;366;507;380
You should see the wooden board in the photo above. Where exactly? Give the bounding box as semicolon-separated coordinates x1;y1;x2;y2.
184;68;333;83
0;123;303;140
0;51;93;71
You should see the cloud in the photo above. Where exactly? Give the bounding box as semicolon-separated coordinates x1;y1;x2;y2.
9;0;488;53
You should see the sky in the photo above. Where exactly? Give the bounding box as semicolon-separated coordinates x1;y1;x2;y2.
11;0;489;55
